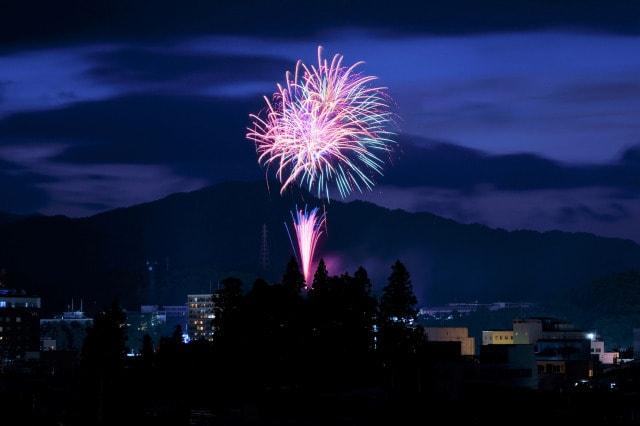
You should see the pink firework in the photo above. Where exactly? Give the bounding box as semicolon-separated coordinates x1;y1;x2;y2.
247;46;394;200
286;206;325;285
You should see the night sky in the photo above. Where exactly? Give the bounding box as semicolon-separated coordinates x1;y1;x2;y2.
1;1;639;241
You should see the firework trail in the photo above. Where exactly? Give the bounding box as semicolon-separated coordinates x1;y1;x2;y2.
247;46;394;200
285;206;326;286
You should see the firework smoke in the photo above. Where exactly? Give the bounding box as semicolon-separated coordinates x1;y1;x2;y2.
247;46;394;200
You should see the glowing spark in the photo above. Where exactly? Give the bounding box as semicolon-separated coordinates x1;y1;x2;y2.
286;206;325;285
248;46;394;200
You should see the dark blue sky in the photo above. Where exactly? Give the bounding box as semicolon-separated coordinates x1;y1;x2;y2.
0;1;639;241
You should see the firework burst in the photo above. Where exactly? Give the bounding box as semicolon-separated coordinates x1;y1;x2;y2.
247;46;394;200
286;206;326;285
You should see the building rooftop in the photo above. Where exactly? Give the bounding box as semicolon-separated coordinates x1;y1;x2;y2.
0;287;39;298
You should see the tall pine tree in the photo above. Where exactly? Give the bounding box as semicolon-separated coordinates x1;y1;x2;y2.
281;256;305;293
213;277;244;345
380;260;417;322
311;258;329;292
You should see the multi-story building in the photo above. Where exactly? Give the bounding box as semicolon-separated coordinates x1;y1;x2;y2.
0;288;41;362
536;338;593;388
479;343;538;389
188;294;215;341
40;309;93;352
589;335;618;365
484;317;594;388
513;317;586;345
482;330;514;345
424;326;475;356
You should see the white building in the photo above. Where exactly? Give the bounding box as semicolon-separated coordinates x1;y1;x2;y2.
482;330;514;345
589;336;618;365
424;326;475;356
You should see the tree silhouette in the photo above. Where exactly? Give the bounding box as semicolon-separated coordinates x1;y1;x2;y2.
142;333;154;369
81;300;127;423
213;277;244;344
350;266;377;353
377;261;424;391
380;260;418;322
281;256;304;293
171;324;183;345
82;300;127;372
312;258;329;293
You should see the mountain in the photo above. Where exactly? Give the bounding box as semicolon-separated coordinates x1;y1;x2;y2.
0;180;639;313
0;212;21;225
566;270;640;348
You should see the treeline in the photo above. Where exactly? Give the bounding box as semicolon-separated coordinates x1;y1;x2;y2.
78;258;429;424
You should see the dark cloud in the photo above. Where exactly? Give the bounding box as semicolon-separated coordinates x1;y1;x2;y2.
556;203;629;225
0;159;49;214
0;92;638;213
2;0;640;51
2;95;638;196
384;136;640;192
85;48;292;89
0;81;9;105
551;80;640;103
0;88;637;241
350;186;640;242
0;94;261;183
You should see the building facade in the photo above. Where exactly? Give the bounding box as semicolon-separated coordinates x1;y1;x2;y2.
589;337;618;365
40;310;93;352
0;288;41;363
482;330;514;345
484;317;594;389
424;326;475;356
479;343;538;389
188;294;215;341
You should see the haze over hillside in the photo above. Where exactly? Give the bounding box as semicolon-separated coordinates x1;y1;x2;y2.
0;181;638;313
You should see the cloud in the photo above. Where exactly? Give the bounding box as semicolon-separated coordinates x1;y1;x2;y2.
3;32;640;163
0;89;637;227
0;94;259;176
350;186;640;242
0;46;120;116
183;32;640;163
0;142;206;216
85;48;292;95
556;203;628;225
37;163;207;217
551;80;640;103
0;157;50;214
0;94;264;215
3;0;640;51
0;81;6;104
0;29;638;243
383;136;640;193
